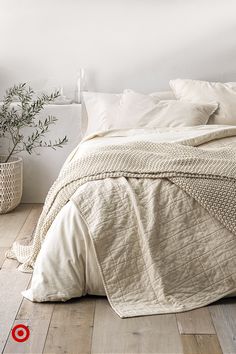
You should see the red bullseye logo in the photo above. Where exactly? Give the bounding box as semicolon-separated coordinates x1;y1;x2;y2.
12;324;30;342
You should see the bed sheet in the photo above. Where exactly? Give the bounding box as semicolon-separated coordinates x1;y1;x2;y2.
23;200;105;301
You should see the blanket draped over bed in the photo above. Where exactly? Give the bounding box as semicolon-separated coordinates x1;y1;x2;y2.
7;127;236;317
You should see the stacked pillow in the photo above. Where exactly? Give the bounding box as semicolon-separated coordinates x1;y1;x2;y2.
118;90;217;129
170;79;236;125
82;88;218;136
82;78;236;136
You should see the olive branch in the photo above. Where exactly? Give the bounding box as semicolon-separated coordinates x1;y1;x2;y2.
0;83;68;162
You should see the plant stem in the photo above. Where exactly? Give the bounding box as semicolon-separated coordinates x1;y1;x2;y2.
5;140;18;163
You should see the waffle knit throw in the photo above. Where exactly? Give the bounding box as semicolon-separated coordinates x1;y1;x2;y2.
7;129;236;277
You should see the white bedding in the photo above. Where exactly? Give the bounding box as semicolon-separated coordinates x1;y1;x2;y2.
23;125;236;303
23;200;105;300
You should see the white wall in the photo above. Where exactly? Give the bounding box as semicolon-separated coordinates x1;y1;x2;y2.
20;105;82;203
1;104;82;202
1;0;236;97
1;0;236;202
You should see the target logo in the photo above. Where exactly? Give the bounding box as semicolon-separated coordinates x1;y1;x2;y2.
11;324;30;342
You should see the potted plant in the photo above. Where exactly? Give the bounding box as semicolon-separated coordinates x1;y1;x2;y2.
0;83;68;214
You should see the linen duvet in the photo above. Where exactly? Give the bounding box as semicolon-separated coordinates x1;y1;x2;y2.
8;125;236;318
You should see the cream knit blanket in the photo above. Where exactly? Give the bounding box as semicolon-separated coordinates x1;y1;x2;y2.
7;128;236;273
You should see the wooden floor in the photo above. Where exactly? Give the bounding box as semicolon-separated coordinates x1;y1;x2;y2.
0;204;236;354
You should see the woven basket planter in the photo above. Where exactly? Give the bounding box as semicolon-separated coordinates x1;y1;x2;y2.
0;156;23;214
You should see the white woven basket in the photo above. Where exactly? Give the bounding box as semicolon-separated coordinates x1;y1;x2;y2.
0;156;23;214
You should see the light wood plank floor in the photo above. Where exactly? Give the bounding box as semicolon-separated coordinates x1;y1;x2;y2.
1;204;236;354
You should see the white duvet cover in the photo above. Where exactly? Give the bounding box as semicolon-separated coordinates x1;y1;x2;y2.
23;126;236;302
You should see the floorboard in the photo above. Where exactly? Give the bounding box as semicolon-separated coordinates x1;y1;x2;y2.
43;297;96;354
14;204;42;244
181;334;223;354
3;300;54;354
0;270;31;354
176;307;215;334
209;299;236;354
91;298;183;354
1;203;42;269
0;204;32;248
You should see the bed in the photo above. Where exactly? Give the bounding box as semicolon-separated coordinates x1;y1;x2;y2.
8;80;236;318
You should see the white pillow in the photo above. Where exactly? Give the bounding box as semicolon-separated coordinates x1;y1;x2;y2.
82;91;121;136
170;79;236;125
82;90;175;136
118;91;218;128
